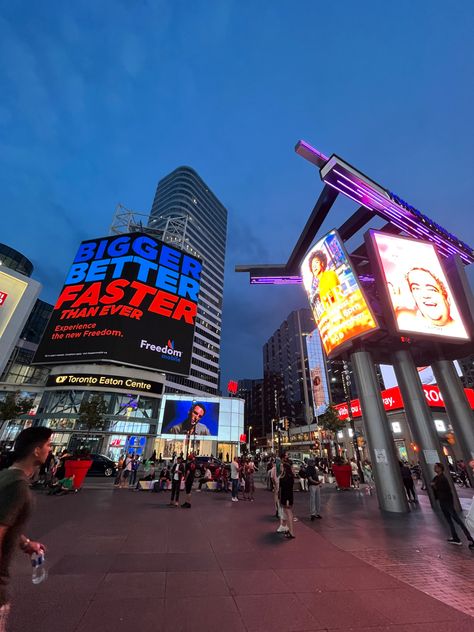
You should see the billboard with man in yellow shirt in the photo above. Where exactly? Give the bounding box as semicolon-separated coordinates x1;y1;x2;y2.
301;230;378;356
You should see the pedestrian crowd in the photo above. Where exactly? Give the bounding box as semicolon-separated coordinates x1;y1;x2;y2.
1;428;474;632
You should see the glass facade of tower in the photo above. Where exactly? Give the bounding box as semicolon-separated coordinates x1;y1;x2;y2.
148;166;227;395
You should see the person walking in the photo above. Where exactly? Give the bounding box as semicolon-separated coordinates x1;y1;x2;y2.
350;458;360;489
362;460;374;495
279;461;295;539
0;427;52;632
271;458;281;518
431;462;474;548
306;459;322;520
399;461;417;503
170;456;184;507
114;453;125;486
181;454;196;508
270;457;288;533
129;455;140;487
245;458;256;501
230;456;240;502
119;454;133;488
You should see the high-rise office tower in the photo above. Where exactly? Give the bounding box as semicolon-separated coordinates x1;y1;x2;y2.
148;167;227;395
263;308;315;426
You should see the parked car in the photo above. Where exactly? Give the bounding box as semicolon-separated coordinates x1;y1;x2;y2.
87;454;117;477
194;456;229;479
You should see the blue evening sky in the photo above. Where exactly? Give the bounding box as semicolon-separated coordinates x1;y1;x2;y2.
1;1;473;387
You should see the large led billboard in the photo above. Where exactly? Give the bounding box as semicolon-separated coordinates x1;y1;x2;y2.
33;233;202;375
0;270;27;339
368;231;469;341
305;329;330;417
301;230;378;356
0;267;41;375
160;398;220;437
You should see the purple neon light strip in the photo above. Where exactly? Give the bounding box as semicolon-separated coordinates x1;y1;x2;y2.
250;276;302;285
329;178;455;259
299;140;329;163
325;180;374;211
329;167;472;260
327;169;471;261
333;168;445;240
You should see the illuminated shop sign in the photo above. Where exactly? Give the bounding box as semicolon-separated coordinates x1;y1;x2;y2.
46;373;164;394
368;231;470;342
301;229;378;356
335;385;474;420
34;233;202;375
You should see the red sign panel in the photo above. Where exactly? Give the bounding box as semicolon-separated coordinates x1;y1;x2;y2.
335;385;474;420
227;380;238;394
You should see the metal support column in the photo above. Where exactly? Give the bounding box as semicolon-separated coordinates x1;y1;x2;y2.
431;359;474;487
392;349;461;512
351;350;409;513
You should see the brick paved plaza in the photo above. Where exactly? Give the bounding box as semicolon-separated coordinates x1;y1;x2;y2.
10;481;474;632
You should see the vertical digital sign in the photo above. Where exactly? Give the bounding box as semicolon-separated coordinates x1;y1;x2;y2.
301;230;378;356
33;233;202;375
368;231;470;342
305;329;330;417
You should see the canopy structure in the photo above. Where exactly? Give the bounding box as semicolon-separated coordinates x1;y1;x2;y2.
236;140;473;286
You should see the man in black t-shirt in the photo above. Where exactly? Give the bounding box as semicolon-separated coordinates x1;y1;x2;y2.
0;427;52;629
431;462;474;548
182;454;196;508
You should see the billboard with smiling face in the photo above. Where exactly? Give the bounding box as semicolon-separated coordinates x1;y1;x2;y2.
301;230;378;356
33;233;202;374
368;231;470;342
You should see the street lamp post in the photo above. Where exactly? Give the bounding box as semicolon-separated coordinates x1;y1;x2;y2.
248;426;252;453
342;361;364;483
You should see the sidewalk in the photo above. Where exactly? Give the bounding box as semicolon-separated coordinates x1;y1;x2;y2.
10;482;474;632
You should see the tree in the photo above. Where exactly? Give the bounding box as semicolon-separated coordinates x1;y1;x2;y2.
318;405;346;434
78;394;107;442
0;391;35;429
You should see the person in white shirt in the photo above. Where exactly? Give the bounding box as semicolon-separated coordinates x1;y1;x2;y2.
197;466;213;491
350;458;360;489
230;457;240;502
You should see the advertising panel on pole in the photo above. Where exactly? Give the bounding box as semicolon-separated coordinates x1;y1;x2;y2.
305;329;330;417
301;229;378;356
33;233;202;375
160;398;220;437
367;231;470;342
0;266;41;375
380;362;464;390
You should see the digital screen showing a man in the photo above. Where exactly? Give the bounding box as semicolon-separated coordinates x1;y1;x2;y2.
372;232;469;341
301;230;378;356
161;399;220;437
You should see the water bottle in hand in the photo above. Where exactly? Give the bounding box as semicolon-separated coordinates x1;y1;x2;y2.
31;550;48;584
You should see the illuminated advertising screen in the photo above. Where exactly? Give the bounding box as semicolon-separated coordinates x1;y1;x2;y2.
0;270;28;339
380;361;463;389
369;232;469;341
160;399;220;437
301;230;378;356
33;233;202;375
305;329;329;416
